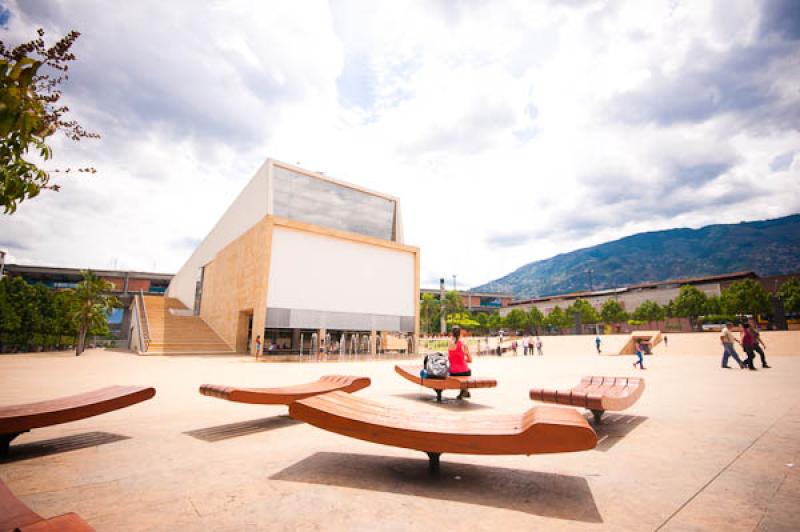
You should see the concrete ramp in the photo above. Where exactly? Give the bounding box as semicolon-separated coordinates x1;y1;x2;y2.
618;330;662;355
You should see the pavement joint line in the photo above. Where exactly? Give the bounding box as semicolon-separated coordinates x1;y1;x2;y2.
654;401;799;532
752;466;793;532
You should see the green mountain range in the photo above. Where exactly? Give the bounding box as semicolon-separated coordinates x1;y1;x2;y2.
472;214;800;299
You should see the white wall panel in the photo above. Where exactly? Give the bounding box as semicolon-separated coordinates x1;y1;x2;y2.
267;227;415;317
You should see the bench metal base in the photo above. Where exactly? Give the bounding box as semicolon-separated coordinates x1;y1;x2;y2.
435;390;443;402
426;452;441;474
0;431;27;457
591;409;605;424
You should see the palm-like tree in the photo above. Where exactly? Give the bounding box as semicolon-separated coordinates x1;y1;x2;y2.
71;270;119;356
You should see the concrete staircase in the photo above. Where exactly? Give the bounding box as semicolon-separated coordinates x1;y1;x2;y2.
142;296;234;354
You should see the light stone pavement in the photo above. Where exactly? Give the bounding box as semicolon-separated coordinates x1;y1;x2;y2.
1;332;798;531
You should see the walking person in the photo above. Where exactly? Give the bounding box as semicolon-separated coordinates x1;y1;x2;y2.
536;336;543;356
595;335;602;354
448;326;472;399
528;335;535;356
632;340;646;369
255;335;262;356
663;334;668;348
720;321;745;369
523;336;529;356
750;319;770;368
740;323;758;371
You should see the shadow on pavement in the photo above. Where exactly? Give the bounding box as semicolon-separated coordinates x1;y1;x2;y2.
1;431;130;463
591;414;648;452
184;415;301;442
271;451;602;523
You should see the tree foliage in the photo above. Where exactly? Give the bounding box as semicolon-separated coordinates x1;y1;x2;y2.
631;300;665;323
600;299;627;324
546;306;572;331
504;308;528;331
720;279;769;316
527;306;545;333
778;277;800;313
673;285;708;321
0;273;117;353
566;298;599;324
72;271;119;355
0;29;99;214
420;293;440;335
446;312;479;330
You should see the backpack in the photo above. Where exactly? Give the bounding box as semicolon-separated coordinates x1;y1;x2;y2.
423;352;449;379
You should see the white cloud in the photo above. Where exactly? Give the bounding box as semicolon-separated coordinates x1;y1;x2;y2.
1;0;798;290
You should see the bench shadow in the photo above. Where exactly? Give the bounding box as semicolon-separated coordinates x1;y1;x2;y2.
1;431;130;463
392;393;493;411
184;415;302;442
271;451;602;523
590;414;648;452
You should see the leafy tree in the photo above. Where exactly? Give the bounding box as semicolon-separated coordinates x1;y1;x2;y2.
1;29;99;214
72;271;119;355
673;285;708;328
704;295;722;315
566;298;599;324
546;306;572;331
721;279;770;316
486;311;503;331
420;293;440;335
504;308;528;332
527;306;545;334
600;299;627;324
631;300;665;324
441;290;465;322
777;277;800;313
446;312;479;330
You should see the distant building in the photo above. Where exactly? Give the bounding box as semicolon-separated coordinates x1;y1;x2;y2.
500;271;769;316
2;264;173;343
419;288;513;313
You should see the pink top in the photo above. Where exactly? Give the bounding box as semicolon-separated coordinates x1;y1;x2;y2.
448;341;470;374
742;328;754;346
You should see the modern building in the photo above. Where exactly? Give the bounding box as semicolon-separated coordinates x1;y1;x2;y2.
167;159;419;355
2;263;173;343
419;288;513;313
500;271;765;316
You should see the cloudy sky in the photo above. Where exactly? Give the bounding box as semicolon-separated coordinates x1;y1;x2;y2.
1;0;798;289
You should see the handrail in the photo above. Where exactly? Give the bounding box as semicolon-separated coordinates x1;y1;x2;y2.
138;289;151;352
131;296;147;354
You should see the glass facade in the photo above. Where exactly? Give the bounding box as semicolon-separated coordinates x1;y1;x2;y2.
272;166;396;241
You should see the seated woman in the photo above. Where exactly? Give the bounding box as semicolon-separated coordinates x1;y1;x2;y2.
448;326;473;399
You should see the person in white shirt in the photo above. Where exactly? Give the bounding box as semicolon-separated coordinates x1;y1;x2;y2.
720;322;745;369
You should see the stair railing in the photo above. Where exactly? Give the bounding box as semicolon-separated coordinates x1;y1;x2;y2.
137;289;151;352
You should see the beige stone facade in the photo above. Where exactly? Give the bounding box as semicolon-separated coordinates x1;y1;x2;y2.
199;216;419;355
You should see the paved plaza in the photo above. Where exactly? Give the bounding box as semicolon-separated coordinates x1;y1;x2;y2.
1;332;799;531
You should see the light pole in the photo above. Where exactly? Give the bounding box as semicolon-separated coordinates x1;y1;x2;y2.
452;274;457;292
439;278;446;335
585;268;594;292
0;250;5;278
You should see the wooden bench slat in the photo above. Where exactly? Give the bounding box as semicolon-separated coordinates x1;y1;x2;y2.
529;376;645;422
290;391;597;457
199;375;370;405
1;480;94;531
0;386;156;437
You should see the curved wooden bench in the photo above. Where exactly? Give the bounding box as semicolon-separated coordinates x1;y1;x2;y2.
199;375;371;405
0;385;156;456
1;478;94;531
289;391;597;473
394;365;497;402
530;376;645;423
